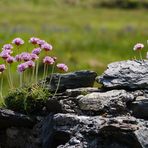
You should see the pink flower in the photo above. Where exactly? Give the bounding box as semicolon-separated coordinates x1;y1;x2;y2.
29;37;39;44
25;61;35;68
2;44;13;51
30;53;39;61
37;39;46;47
0;50;10;59
6;56;15;64
41;43;53;51
15;54;22;62
43;56;55;65
133;43;144;51
57;63;68;72
12;38;24;46
0;64;6;73
17;63;28;73
32;48;41;55
21;52;31;61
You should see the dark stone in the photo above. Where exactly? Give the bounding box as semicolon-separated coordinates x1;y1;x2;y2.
0;108;35;129
40;113;148;148
96;60;148;90
129;96;148;119
46;70;97;92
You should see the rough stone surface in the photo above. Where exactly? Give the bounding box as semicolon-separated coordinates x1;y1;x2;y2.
46;70;97;92
0;108;35;129
40;113;148;148
96;60;148;89
129;96;148;119
0;62;148;148
78;89;134;115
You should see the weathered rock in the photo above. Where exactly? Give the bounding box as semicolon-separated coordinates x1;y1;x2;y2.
129;96;148;119
96;60;148;89
0;108;35;129
46;70;97;92
78;89;134;115
40;113;148;148
65;87;99;97
46;87;99;114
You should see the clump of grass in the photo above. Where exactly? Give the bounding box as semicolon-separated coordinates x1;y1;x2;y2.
4;84;51;114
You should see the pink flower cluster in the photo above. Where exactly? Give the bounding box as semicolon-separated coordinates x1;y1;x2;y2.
0;37;68;78
17;61;35;72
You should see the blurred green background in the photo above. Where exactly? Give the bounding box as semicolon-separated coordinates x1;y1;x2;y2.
0;0;148;96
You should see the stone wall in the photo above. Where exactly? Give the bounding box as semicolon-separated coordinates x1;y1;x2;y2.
0;60;148;148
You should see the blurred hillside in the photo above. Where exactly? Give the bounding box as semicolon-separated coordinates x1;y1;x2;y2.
0;0;147;74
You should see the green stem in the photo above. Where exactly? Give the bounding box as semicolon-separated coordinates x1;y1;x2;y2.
0;73;4;99
8;64;13;89
49;63;55;85
35;61;39;84
139;50;143;61
52;75;61;99
20;73;23;87
45;65;49;78
32;67;35;83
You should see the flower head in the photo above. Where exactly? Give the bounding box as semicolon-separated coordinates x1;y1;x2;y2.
29;37;39;45
6;56;15;64
0;64;6;73
133;43;144;51
12;38;24;46
15;54;22;62
30;53;39;61
21;52;31;61
32;48;41;55
37;39;46;47
25;61;35;68
0;50;11;59
57;63;68;72
43;56;54;65
2;44;13;51
17;63;28;73
41;43;53;51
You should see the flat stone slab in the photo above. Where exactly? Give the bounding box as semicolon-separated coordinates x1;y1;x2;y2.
96;60;148;89
45;70;97;92
78;89;134;115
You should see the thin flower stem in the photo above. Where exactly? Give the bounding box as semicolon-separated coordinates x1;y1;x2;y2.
45;65;49;78
35;61;39;84
52;75;61;99
32;67;35;83
49;63;55;85
139;50;143;61
0;73;4;99
8;64;13;89
5;62;11;89
20;73;23;87
43;64;46;80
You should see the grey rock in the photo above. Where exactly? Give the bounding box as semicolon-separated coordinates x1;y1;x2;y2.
65;87;99;97
129;97;148;119
46;70;97;92
42;113;148;148
78;89;134;115
0;108;35;129
96;60;148;89
69;137;81;145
